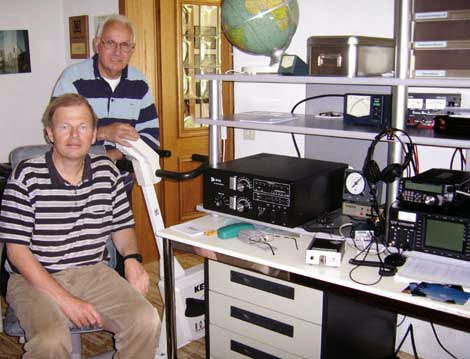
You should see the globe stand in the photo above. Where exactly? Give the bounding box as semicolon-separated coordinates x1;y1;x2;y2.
241;49;283;74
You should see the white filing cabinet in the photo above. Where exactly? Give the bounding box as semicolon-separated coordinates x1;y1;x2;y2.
207;260;323;359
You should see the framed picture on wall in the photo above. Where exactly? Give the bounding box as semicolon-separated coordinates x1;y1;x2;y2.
69;15;89;59
0;30;31;74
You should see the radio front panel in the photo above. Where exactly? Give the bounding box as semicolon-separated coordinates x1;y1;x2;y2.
388;204;470;261
203;153;347;228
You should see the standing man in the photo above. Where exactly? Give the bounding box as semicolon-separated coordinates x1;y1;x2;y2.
53;14;159;162
0;94;160;359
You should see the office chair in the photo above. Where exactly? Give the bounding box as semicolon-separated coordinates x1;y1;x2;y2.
1;144;114;359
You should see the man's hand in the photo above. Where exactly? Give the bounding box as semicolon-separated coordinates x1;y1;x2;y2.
99;122;139;147
58;295;103;328
124;259;150;294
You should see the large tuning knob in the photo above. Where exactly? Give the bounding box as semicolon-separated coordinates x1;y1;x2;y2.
424;194;442;206
237;177;251;192
236;198;252;213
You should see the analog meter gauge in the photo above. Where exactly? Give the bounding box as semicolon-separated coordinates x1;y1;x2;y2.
342;168;383;206
346;94;371;118
345;170;366;195
344;93;392;127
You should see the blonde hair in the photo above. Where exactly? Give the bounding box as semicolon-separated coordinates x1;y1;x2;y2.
43;94;98;129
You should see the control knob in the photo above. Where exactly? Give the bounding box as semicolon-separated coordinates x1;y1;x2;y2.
214;194;227;208
236;198;252;213
236;177;252;192
424;194;442;206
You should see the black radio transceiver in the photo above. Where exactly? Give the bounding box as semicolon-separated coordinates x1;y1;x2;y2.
388;202;470;261
398;168;470;208
203;153;347;228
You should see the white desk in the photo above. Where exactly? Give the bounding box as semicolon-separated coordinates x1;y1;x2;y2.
160;215;470;358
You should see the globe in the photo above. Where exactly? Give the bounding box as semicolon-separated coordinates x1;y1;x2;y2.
222;0;299;73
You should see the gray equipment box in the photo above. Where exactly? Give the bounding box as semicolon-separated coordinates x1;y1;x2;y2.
307;36;395;77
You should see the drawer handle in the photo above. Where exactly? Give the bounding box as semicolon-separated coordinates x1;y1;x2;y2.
231;339;282;359
231;306;294;337
318;53;342;68
230;270;295;300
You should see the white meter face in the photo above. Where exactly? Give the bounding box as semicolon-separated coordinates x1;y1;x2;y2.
408;98;424;110
346;95;371;118
345;171;366;195
425;98;446;110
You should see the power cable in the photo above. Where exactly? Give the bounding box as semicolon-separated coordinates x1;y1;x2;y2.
290;94;345;158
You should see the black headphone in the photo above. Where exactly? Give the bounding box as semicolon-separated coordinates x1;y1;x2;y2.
362;128;413;184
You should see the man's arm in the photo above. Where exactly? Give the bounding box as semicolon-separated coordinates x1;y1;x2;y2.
96;123;140;161
112;227;149;294
6;243;102;328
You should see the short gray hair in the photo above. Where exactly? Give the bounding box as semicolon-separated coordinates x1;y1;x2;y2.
95;14;136;43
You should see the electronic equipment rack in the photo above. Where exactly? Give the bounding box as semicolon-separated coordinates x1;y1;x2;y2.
195;3;470;356
196;0;470;216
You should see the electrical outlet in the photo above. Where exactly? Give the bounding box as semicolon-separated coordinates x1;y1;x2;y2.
243;129;255;140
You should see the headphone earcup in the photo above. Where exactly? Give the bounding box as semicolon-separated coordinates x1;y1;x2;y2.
363;160;381;184
381;163;402;183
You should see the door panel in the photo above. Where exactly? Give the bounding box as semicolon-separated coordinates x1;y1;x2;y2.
158;0;233;227
120;0;160;263
121;0;233;261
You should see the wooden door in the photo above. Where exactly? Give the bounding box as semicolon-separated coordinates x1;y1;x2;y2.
157;0;233;227
120;0;233;262
120;0;161;263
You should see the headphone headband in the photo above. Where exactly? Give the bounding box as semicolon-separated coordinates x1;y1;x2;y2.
363;128;413;184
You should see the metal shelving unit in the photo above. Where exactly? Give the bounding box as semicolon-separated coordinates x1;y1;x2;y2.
196;0;470;165
195;73;470;88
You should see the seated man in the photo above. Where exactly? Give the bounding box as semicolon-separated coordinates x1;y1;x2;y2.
0;94;160;359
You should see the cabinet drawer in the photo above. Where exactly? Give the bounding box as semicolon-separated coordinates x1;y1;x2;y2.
413;0;469;13
412;49;470;77
413;20;470;42
210;324;306;359
208;261;322;324
209;291;321;358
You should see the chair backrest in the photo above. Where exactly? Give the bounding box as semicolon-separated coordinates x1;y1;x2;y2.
10;144;106;169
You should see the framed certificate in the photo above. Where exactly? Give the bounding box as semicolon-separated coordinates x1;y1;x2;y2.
69;15;89;59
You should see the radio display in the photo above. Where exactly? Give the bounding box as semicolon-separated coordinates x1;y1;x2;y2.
404;181;442;194
425;219;464;252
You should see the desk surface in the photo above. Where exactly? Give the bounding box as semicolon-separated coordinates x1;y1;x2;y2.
160;215;470;331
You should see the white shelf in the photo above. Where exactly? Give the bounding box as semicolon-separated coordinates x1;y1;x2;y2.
406;127;470;148
196;113;470;149
196;73;470;88
196;113;380;140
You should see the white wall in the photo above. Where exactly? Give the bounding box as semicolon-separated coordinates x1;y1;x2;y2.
0;0;118;163
232;1;469;358
0;0;65;162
